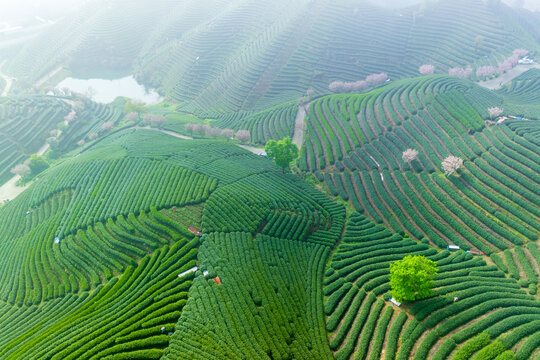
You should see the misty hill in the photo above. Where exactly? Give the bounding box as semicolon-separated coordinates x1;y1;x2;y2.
5;0;540;114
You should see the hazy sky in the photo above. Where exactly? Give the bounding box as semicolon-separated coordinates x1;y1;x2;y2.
0;0;87;23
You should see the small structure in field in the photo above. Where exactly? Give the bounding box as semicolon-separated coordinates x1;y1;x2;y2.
188;227;202;237
178;266;198;278
447;245;460;251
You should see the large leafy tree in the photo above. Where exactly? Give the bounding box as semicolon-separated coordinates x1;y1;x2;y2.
265;137;299;173
390;255;438;302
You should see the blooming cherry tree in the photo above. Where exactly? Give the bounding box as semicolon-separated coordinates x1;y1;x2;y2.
402;148;419;163
419;64;435;75
442;156;463;175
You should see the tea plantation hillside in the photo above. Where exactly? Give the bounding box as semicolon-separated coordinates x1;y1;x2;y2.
0;95;123;186
298;75;540;286
0;129;347;359
5;0;540;114
324;213;540;360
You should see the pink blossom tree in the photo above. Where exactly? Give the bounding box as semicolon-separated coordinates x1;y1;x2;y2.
419;64;435;75
402;148;419;163
126;112;139;122
77;139;86;147
208;127;221;138
476;66;496;78
64;111;76;123
11;164;30;176
101;121;114;131
513;49;528;58
88;132;98;140
49;129;61;137
366;73;388;86
185;123;195;136
221;128;234;140
488;107;503;119
329;81;347;92
192;124;202;135
202;124;212;136
143;114;166;128
442;156;463;175
306;88;315;97
448;67;473;78
235;130;251;143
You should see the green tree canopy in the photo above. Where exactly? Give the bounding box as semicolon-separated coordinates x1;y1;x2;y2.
265;137;299;172
390;255;437;302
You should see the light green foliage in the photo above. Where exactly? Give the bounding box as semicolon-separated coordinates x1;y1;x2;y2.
124;99;146;114
390;255;437;302
265;137;298;172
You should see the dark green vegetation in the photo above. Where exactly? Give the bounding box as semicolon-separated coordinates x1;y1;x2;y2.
324;213;540;360
5;0;540;114
1;0;540;358
0;130;346;358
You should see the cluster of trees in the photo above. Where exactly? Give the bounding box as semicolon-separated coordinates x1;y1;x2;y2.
143;114;166;128
476;48;529;78
329;73;388;93
498;49;528;73
10;155;49;181
184;123;251;143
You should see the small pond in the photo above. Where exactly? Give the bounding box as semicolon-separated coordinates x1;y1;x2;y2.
56;75;162;104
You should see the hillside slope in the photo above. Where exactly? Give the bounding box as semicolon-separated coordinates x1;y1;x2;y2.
0;129;345;359
6;0;540;114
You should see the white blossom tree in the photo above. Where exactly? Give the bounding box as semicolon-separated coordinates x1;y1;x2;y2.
235;130;251;143
419;64;435;75
442;156;463;175
126;112;139;122
101;121;114;131
402;148;419;163
221;128;234;140
11;164;30;176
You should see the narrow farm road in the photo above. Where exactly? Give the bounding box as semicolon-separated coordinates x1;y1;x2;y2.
292;103;307;148
0;60;15;96
478;64;540;90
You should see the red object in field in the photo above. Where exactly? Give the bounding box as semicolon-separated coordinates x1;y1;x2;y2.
172;207;176;212
188;227;202;236
213;276;221;285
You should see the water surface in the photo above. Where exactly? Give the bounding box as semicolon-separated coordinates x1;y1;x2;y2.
56;75;162;104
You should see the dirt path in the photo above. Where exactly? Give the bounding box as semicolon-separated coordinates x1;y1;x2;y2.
292;104;307;148
35;66;63;88
478;64;540;90
0;60;15;96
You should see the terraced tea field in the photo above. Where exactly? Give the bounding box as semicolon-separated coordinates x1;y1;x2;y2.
0;130;347;358
324;213;540;360
301;76;539;258
7;0;540;115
